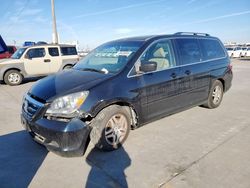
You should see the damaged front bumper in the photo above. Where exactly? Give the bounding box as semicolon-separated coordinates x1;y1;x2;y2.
21;94;92;157
21;116;91;157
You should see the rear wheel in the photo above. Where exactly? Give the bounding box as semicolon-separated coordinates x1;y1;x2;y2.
63;65;73;70
203;80;224;109
4;70;23;86
90;105;131;151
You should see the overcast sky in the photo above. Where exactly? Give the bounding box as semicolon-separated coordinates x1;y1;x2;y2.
0;0;250;49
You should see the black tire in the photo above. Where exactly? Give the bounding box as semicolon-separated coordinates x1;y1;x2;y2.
4;70;23;86
90;105;131;151
63;65;73;70
203;80;224;109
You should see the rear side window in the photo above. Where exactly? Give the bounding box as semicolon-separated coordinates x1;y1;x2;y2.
175;38;201;65
199;39;225;60
49;47;59;56
60;47;77;56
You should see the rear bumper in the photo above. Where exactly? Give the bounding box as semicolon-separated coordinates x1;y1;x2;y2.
224;69;233;92
21;114;91;157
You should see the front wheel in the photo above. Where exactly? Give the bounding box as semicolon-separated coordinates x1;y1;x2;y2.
90;105;131;151
4;70;23;86
203;80;224;109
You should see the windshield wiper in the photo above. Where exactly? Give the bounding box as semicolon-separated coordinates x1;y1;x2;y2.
77;68;108;74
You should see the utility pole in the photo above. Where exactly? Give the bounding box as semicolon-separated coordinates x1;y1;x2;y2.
51;0;58;44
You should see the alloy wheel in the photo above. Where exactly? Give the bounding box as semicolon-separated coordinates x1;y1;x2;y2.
212;85;222;105
8;73;20;84
104;113;128;146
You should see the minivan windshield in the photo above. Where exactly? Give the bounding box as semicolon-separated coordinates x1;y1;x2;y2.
11;48;27;59
74;41;143;73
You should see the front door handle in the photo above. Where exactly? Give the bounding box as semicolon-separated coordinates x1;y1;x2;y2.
185;70;191;75
44;59;51;63
171;72;177;78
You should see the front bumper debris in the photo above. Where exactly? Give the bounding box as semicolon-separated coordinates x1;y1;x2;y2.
21;114;91;157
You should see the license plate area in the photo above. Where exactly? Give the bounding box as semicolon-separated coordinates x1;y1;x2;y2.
21;115;45;144
21;116;31;132
33;132;46;143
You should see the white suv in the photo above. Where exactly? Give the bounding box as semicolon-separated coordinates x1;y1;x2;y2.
0;44;79;85
226;47;243;58
245;47;250;57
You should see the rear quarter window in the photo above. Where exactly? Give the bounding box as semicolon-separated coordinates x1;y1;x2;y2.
60;47;77;56
199;39;226;60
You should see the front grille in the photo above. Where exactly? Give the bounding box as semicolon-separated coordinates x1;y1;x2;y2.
22;94;44;121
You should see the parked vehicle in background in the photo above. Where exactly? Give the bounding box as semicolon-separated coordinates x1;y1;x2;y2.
241;47;248;57
0;35;8;55
246;47;250;57
21;32;233;157
0;44;79;85
23;41;36;47
226;47;242;58
36;41;48;45
0;46;17;59
78;50;89;58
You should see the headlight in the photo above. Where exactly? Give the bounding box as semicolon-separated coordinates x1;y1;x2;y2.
46;91;89;117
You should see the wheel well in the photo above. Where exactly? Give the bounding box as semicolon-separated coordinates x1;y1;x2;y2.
63;64;73;69
218;78;225;91
84;102;138;129
3;68;22;78
113;102;138;129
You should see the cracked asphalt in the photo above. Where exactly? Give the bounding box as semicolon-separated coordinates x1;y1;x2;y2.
0;59;249;188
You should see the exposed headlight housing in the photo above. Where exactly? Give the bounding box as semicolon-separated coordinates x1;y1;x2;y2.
46;91;89;118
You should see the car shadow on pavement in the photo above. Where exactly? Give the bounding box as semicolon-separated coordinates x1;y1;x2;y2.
0;130;48;188
85;147;131;188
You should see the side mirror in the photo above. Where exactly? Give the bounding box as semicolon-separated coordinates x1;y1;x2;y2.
139;61;157;73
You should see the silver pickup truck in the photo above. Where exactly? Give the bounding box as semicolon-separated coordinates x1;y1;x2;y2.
0;44;79;85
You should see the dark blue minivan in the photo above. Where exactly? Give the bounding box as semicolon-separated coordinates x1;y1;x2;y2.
21;32;233;157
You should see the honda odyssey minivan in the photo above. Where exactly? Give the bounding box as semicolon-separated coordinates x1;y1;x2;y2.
21;32;233;157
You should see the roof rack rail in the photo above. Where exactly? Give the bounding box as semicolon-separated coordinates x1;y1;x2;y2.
174;32;210;36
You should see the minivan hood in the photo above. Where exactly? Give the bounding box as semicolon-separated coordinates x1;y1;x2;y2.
29;69;113;102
